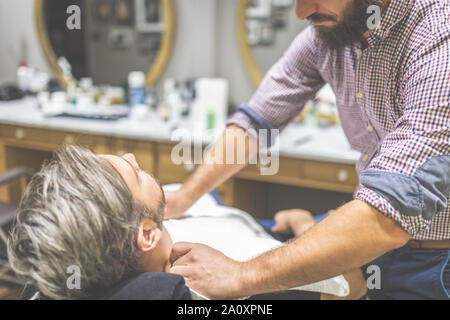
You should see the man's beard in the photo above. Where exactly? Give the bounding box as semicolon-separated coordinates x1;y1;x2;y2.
311;0;384;49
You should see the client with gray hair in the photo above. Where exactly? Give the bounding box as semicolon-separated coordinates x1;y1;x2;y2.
8;146;367;300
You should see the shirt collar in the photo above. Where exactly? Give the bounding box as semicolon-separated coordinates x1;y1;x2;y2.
367;0;414;46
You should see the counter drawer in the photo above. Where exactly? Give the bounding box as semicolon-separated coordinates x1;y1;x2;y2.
0;125;108;152
300;161;358;187
238;156;358;193
240;157;300;178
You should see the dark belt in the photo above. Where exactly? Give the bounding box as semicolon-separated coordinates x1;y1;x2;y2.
408;239;450;249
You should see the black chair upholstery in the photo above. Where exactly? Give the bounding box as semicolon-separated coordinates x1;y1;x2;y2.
21;273;192;300
20;273;321;300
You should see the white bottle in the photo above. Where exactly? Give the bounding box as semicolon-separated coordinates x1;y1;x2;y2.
17;64;33;92
128;71;146;107
192;78;229;139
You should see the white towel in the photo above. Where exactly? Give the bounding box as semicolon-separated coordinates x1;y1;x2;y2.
163;184;350;298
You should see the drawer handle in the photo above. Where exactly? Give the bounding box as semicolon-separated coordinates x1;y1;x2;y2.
258;159;272;169
184;163;195;173
337;170;349;182
64;135;75;144
15;129;25;140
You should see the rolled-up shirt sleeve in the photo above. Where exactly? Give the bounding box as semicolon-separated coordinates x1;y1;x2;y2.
355;32;450;236
227;26;325;133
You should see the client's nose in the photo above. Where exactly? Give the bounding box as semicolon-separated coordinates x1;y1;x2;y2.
295;0;316;20
123;153;139;169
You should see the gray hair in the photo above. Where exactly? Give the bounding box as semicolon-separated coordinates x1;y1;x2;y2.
7;146;163;299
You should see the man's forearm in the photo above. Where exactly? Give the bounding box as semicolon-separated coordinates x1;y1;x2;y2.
180;125;257;205
236;200;410;297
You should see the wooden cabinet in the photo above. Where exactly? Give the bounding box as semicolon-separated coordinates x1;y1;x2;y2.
238;157;358;193
0;140;7;202
0;124;359;210
0;124;108;153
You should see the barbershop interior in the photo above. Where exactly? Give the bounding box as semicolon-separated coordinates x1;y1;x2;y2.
0;0;448;302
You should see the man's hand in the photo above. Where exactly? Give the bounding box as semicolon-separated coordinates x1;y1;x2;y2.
169;242;243;299
272;209;316;237
164;189;194;220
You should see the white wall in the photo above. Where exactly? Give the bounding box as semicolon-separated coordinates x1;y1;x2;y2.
0;0;50;84
216;0;256;104
164;0;218;80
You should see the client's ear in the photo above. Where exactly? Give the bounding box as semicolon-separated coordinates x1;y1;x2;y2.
137;217;162;252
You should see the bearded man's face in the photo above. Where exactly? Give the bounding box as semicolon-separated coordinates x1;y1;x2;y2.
295;0;385;49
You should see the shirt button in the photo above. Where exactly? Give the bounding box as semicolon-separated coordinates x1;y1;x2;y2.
356;92;363;99
367;125;373;132
356;49;363;57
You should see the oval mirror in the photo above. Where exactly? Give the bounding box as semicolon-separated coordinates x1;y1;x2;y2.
237;0;308;86
35;0;175;88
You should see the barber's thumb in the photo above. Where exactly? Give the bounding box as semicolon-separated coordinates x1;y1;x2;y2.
170;242;194;264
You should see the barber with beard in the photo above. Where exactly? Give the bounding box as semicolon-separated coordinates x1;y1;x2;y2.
165;0;450;300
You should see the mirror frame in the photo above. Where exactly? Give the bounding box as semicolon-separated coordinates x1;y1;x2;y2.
237;0;264;87
34;0;176;89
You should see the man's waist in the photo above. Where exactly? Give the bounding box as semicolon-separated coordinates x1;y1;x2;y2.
408;239;450;249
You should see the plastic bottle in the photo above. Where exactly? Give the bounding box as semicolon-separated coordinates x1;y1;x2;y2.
17;60;32;93
128;71;146;107
192;78;229;139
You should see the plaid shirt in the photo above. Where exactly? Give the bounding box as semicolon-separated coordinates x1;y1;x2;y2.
227;0;450;240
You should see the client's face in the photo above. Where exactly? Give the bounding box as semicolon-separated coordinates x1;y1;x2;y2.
101;153;173;273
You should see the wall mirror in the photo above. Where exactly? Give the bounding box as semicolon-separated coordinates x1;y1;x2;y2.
237;0;308;86
35;0;175;88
